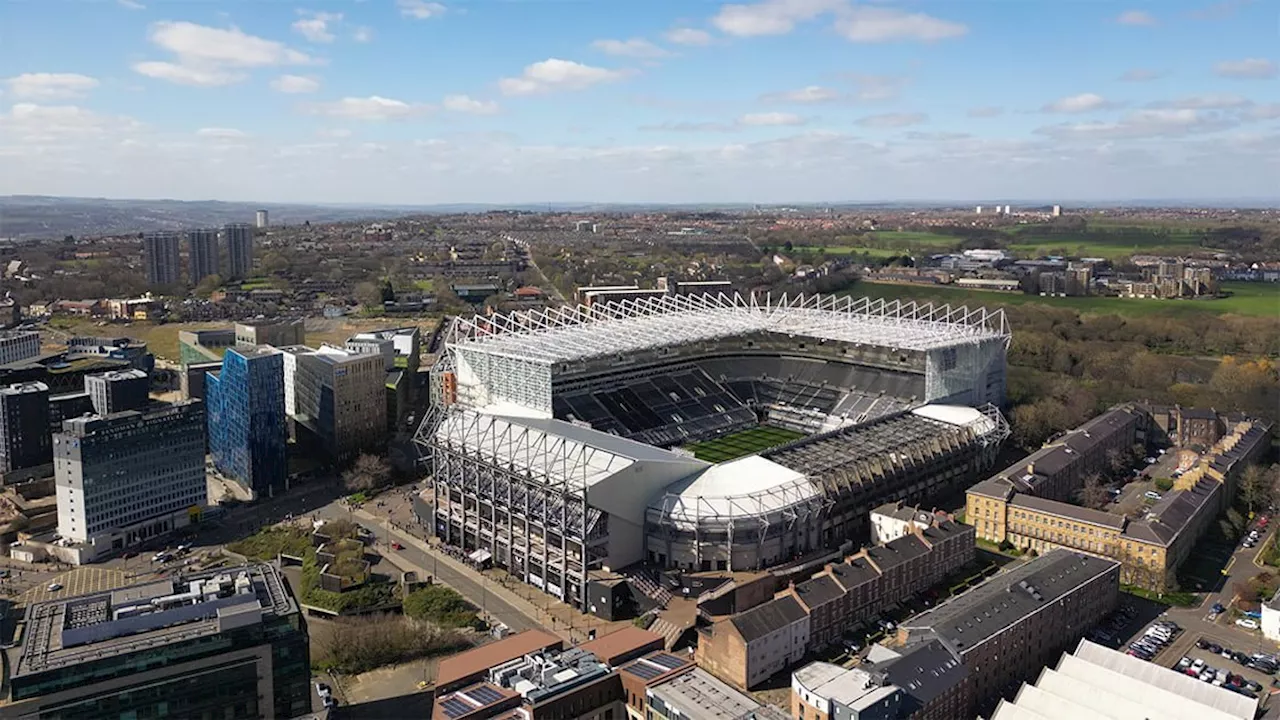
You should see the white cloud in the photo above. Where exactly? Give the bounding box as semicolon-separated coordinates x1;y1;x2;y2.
1120;68;1166;82
196;127;247;139
5;73;99;100
271;74;321;94
712;0;843;37
1036;109;1235;140
442;94;500;115
0;103;143;144
845;73;906;102
1245;104;1280;120
1148;94;1251;110
1116;10;1157;25
353;26;374;43
498;59;626;96
1043;92;1115;113
591;38;670;58
739;112;806;126
761;85;839;103
855;112;927;128
305;95;428;120
132;62;243;87
967;106;1003;118
639;121;737;133
118;0;145;9
133;21;318;87
833;6;967;42
664;27;712;46
1214;58;1278;79
398;0;446;19
317;128;353;138
293;11;342;44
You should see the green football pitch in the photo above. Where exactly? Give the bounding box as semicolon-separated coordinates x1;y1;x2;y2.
685;425;807;463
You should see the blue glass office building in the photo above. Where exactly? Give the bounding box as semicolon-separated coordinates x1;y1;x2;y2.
206;347;288;499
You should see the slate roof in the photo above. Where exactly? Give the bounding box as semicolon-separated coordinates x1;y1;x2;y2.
876;638;968;717
730;595;807;643
830;557;882;590
795;575;845;609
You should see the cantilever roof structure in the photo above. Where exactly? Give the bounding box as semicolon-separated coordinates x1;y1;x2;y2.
447;292;1011;364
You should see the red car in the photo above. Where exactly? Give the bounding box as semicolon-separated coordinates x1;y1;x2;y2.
391;542;404;550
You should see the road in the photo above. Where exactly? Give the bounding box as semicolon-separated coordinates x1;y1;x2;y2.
312;502;541;634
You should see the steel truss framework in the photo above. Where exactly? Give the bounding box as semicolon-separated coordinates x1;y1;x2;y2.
448;292;1011;364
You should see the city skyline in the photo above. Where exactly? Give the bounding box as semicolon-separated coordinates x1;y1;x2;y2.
2;0;1277;204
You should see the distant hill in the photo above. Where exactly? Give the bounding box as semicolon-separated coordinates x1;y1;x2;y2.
0;196;421;240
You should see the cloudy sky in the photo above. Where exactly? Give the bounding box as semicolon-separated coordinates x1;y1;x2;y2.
2;0;1277;204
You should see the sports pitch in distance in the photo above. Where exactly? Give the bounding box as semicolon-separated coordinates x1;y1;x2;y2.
685;425;807;463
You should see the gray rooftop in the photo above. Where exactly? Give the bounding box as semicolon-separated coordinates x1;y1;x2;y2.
729;595;806;643
1009;494;1127;530
649;666;766;720
901;550;1118;654
14;564;296;678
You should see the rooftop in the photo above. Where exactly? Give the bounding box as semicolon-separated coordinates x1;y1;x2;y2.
990;638;1255;720
876;639;967;716
435;630;562;690
449;292;1010;364
729;594;806;643
575;626;663;665
901;550;1118;654
1009;494;1127;530
14;564;295;678
648;666;768;720
89;368;148;382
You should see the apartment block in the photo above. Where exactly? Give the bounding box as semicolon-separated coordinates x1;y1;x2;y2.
967;407;1270;591
0;381;51;474
187;228;219;284
54;400;206;561
792;639;970;720
224;222;254;279
697;515;974;690
142;231;180;286
891;550;1120;717
0;330;40;366
84;368;149;415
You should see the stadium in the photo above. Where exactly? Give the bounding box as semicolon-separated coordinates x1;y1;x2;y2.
415;293;1011;612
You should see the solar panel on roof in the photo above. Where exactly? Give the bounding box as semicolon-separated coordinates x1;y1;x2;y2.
624;662;666;680
440;697;474;718
649;653;686;670
466;686;505;705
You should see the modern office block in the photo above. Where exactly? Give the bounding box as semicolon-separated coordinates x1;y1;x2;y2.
178;329;235;367
54;400;206;558
206;347;287;499
225;223;254;279
0;381;51;474
236;318;304;349
143;231;181;286
294;346;387;461
0;330;40;365
345;325;422;428
3;564;311;719
84;368;150;416
48;391;93;433
188;228;220;284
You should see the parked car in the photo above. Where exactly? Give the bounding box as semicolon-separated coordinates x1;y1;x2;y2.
1207;643;1224;654
46;582;62;592
1247;680;1264;692
1191;658;1207;673
1197;639;1211;650
1212;602;1227;614
1237;618;1260;630
1144;491;1163;500
1177;657;1193;670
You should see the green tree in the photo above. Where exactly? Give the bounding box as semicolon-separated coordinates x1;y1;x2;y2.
403;585;477;627
194;273;223;298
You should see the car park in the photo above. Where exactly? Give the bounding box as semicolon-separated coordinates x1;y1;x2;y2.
1192;658;1207;673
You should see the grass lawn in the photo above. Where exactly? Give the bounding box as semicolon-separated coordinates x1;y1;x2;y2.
843;280;1280;319
791;245;899;258
685;425;806;462
867;230;962;247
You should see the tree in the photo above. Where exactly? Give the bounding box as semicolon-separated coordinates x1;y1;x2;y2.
342;453;392;493
194;273;223;298
1077;474;1110;510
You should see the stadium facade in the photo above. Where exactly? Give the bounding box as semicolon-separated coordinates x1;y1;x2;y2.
415;293;1011;611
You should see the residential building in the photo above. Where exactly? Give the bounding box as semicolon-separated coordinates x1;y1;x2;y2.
967;408;1270;590
792;662;904;720
648;667;787;720
0;330;40;366
206;347;287;500
346;325;421;427
2;564;311;719
891;550;1120;717
235;318;304;348
869;502;938;545
54;400;206;560
142;230;181;286
697;515;974;689
0;381;51;474
1263;587;1280;642
792;639;970;720
224;222;254;279
187;228;220;284
618;650;695;720
255;209;268;228
47;391;93;433
84;368;150;415
292;346;387;460
990;638;1257;720
577;626;665;666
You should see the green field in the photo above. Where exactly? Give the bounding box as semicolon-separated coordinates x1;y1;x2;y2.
843;281;1280;318
868;230;961;247
1006;229;1207;261
686;426;806;462
791;245;899;258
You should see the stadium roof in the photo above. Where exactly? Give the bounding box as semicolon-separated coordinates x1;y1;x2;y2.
448;292;1010;364
651;455;818;531
989;639;1255;720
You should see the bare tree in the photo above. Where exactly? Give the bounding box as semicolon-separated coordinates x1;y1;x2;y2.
1242;465;1268;515
1077;474;1110;510
342;453;392;493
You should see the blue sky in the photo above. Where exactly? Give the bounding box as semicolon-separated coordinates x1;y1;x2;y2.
1;0;1277;204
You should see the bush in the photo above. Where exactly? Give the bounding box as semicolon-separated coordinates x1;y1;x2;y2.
403;585;478;628
227;527;313;561
313;615;469;675
633;614;655;630
1154;477;1175;492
